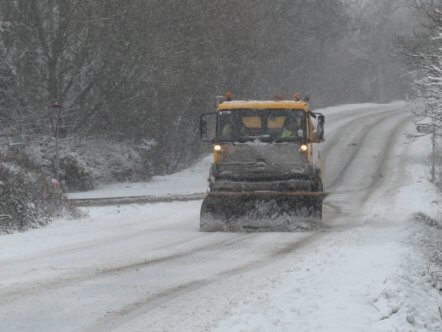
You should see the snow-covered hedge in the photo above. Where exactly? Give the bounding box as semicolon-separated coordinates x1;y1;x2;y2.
0;162;78;231
24;137;155;192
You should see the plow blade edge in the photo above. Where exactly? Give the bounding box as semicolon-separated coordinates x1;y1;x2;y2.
200;191;325;232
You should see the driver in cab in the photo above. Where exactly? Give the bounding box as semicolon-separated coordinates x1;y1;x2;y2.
280;117;302;139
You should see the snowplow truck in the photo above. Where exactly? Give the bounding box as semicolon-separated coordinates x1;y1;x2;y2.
199;95;325;232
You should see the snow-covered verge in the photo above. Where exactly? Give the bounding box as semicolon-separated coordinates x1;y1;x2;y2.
408;183;442;299
363;173;441;331
410;211;442;293
0;162;79;232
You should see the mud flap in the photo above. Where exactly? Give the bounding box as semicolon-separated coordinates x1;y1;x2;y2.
200;192;324;232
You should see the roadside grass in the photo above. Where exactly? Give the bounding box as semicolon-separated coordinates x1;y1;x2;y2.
412;211;442;292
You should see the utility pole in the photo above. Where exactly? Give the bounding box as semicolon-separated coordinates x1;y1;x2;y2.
49;102;62;183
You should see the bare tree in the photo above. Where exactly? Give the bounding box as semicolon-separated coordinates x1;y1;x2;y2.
394;0;441;182
396;1;441;131
0;0;418;176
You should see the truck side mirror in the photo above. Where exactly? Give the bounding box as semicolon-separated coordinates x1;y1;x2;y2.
317;114;325;141
200;113;217;142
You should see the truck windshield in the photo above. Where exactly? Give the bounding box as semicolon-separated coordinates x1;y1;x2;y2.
217;109;306;143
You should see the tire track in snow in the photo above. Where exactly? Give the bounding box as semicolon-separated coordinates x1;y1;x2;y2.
324;107;404;190
322;106;402;156
0;233;254;305
360;112;412;204
85;231;325;332
0;201;205;268
85;203;346;330
0;223;201;268
324;109;410;197
320;111;411;233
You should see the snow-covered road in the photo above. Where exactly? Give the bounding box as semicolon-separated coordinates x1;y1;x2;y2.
1;103;441;331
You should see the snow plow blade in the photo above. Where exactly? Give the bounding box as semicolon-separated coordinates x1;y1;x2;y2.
200;191;325;232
